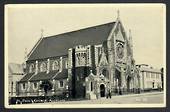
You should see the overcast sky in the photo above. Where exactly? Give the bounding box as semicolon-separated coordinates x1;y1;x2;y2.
6;4;165;69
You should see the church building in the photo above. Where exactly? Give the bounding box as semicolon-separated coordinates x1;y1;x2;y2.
18;12;140;99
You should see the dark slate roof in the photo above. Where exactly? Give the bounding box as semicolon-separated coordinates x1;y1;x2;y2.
20;73;34;82
54;69;68;80
20;69;68;82
29;70;58;81
28;22;116;61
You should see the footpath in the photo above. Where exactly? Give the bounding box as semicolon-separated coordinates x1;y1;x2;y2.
109;91;164;98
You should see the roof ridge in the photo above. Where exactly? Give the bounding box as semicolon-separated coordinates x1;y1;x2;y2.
28;21;116;61
43;21;116;39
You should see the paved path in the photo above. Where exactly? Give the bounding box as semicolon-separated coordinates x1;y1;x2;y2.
43;92;164;104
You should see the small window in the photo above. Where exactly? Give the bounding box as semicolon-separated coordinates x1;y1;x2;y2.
40;62;47;72
151;73;155;78
29;64;34;73
52;61;60;71
146;72;150;78
156;74;160;79
142;72;144;77
59;81;64;88
33;82;37;89
91;82;93;91
22;83;26;90
156;73;158;78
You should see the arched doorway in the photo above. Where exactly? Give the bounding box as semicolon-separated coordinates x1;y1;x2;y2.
115;69;122;94
115;69;121;87
100;84;105;97
127;76;131;92
127;76;133;92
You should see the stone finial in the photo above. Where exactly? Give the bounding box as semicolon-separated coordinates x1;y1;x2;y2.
24;47;27;61
41;29;44;38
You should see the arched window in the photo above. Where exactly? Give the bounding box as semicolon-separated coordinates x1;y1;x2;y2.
91;82;93;91
33;82;38;90
102;69;109;79
22;83;26;90
11;81;13;95
59;80;64;88
52;61;60;71
29;64;34;73
40;62;47;72
84;53;86;57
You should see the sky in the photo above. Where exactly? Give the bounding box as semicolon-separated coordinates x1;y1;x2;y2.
6;4;165;69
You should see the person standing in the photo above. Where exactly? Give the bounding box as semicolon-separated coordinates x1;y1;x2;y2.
108;89;111;99
106;88;111;99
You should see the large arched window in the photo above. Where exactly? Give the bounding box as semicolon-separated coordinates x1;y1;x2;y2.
76;52;87;66
40;62;47;72
52;61;60;71
29;64;34;73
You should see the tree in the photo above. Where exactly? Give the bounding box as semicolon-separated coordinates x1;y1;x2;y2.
39;80;53;96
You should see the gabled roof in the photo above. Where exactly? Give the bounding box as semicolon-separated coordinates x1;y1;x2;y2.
54;69;68;80
139;66;161;73
8;63;24;75
28;22;116;61
20;73;34;82
19;69;68;82
29;70;58;81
